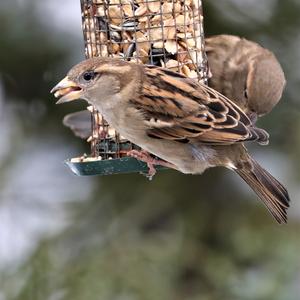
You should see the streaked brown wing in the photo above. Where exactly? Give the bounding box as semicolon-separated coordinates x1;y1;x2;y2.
130;65;268;145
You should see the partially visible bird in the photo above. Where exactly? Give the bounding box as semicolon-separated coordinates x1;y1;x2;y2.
205;34;286;120
63;110;92;139
51;57;290;223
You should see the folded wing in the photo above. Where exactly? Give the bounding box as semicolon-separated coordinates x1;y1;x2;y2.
130;65;269;145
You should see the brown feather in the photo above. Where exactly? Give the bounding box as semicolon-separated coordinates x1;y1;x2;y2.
130;65;268;145
235;157;290;223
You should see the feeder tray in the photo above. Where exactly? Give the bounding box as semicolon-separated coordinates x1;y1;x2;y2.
66;0;209;176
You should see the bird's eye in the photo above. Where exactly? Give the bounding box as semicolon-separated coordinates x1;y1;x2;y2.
82;71;95;82
244;89;249;99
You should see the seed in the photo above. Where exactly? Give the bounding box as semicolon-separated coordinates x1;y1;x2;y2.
147;1;160;13
108;6;122;25
189;69;198;79
181;64;190;77
148;27;163;41
123;4;134;17
165;40;177;54
135;5;148;16
153;41;164;48
165;59;179;70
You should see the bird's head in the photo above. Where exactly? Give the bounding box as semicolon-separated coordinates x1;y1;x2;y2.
51;57;138;108
245;53;286;116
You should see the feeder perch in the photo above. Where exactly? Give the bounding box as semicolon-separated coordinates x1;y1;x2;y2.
66;0;209;176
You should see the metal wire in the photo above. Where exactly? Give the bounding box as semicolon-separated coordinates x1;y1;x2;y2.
80;0;208;158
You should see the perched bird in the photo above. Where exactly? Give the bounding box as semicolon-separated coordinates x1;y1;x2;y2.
51;57;290;223
205;34;286;120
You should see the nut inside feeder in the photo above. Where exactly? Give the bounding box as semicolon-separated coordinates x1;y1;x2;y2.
66;0;208;176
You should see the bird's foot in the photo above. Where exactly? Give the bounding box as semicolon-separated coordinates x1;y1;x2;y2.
127;150;174;180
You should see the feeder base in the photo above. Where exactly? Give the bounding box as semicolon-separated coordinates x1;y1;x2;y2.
65;157;167;176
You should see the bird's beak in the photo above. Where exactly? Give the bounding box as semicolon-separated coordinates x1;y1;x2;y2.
51;77;82;104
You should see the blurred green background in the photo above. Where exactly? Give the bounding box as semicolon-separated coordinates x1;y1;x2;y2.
0;0;299;299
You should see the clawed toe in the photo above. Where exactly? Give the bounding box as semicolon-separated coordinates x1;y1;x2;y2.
127;150;158;179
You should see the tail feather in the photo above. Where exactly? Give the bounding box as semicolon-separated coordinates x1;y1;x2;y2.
235;157;290;223
249;127;269;145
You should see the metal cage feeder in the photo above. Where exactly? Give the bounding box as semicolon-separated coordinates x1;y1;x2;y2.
66;0;209;176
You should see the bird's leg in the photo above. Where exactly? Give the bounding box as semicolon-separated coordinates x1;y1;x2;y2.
127;149;176;180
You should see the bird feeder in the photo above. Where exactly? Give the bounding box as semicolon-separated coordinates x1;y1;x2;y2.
66;0;209;176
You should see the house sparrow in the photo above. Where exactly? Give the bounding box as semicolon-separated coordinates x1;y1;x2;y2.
51;57;290;223
205;34;286;120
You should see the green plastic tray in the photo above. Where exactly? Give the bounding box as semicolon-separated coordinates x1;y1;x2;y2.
65;157;166;176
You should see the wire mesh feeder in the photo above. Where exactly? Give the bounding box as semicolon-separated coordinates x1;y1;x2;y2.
66;0;209;176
